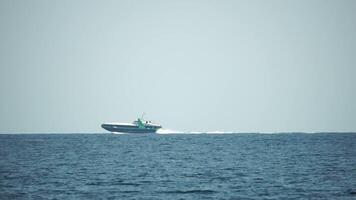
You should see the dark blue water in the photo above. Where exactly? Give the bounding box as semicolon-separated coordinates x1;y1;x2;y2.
1;133;355;199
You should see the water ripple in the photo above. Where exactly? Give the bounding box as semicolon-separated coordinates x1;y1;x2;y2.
0;133;355;199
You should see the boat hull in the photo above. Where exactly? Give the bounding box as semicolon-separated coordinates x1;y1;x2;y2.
101;124;158;134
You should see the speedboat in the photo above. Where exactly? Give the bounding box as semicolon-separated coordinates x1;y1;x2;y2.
101;117;162;134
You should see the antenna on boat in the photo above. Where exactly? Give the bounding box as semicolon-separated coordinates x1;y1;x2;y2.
141;112;146;120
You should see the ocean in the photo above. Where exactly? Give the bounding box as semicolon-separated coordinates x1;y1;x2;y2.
0;133;355;199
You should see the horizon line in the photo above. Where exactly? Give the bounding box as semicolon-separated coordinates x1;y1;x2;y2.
0;131;356;134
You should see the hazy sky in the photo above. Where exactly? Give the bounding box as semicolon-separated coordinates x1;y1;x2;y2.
1;0;355;133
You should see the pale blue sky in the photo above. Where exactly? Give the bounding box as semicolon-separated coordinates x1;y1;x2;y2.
0;0;355;133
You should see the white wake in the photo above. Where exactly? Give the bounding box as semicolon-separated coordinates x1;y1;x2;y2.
156;129;183;134
156;129;235;134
